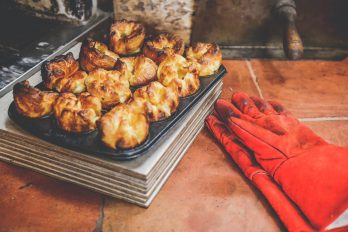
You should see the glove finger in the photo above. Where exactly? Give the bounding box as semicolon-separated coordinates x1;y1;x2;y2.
215;99;242;118
231;92;263;118
250;96;277;115
268;100;290;115
205;114;237;142
212;108;229;122
205;115;266;178
214;99;243;118
227;117;286;176
215;98;285;134
215;98;271;133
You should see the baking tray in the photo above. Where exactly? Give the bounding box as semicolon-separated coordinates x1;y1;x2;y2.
8;66;226;160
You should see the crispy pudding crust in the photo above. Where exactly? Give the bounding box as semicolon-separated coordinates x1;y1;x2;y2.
117;55;158;86
157;54;200;97
85;68;131;110
143;32;185;64
133;81;179;122
54;70;87;93
13;80;59;118
186;42;222;76
99;101;149;149
54;92;102;133
109;19;145;55
42;52;87;94
79;38;119;72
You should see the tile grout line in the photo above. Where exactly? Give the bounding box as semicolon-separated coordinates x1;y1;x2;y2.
299;117;348;122
242;60;347;123
93;195;105;232
245;59;264;99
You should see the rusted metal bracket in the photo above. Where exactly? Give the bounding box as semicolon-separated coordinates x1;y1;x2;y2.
274;0;304;60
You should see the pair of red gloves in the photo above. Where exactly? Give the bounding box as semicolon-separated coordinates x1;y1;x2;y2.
205;92;348;231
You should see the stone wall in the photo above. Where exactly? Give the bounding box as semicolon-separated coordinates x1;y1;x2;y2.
113;0;194;43
113;0;348;51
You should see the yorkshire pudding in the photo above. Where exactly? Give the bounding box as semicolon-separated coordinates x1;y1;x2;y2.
54;92;102;133
186;42;222;76
79;38;119;72
85;68;131;109
42;52;87;94
157;54;200;97
13;80;59;118
143;32;184;64
54;70;87;93
109;19;145;55
117;55;158;86
99;101;149;149
133;81;179;122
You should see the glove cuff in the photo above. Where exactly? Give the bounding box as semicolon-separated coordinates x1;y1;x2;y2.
274;144;348;230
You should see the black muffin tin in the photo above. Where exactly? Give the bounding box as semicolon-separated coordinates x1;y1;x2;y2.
8;66;226;160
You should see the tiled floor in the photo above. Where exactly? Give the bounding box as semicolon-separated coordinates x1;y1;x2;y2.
0;162;101;231
251;59;348;118
0;59;347;231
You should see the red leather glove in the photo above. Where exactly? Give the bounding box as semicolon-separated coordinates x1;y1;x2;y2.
206;113;314;232
208;92;348;231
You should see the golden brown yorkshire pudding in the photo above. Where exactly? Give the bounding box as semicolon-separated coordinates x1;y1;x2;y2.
133;81;179;122
143;32;185;64
13;80;59;118
54;70;87;93
53;92;102;133
42;52;87;94
157;54;200;97
79;38;119;72
117;55;158;86
99;101;149;149
109;19;145;55
85;68;131;109
186;42;222;76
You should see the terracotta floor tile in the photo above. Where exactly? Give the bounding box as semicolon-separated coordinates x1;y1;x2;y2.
250;59;348;118
303;120;348;147
220;60;260;100
0;162;101;232
103;129;284;232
